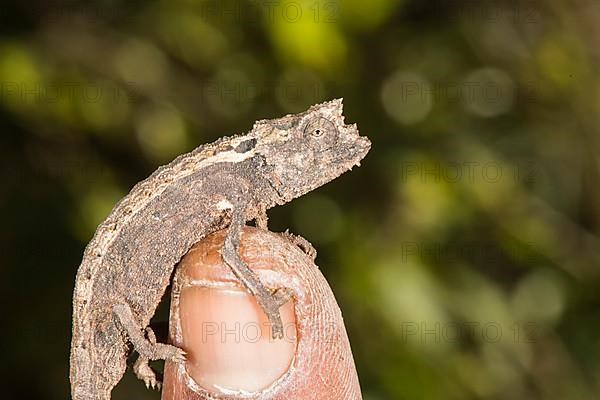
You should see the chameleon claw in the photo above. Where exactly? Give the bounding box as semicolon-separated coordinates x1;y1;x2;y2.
135;357;161;391
146;375;161;391
265;288;294;340
171;347;187;363
146;374;162;391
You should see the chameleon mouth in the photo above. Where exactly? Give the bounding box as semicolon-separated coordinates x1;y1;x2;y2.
347;136;372;167
358;136;372;156
267;176;287;202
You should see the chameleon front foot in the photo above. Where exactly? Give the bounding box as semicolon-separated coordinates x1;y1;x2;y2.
251;289;288;339
220;260;292;339
264;287;295;338
221;246;288;339
222;205;297;340
281;229;317;260
271;287;294;308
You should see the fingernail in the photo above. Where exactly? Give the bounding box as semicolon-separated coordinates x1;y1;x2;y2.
179;285;297;395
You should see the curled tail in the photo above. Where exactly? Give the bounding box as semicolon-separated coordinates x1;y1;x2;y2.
70;294;127;400
70;341;96;400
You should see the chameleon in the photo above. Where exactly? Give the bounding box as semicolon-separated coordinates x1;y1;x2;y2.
69;98;371;400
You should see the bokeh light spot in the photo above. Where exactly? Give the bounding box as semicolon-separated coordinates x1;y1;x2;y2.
135;104;188;162
511;269;565;324
268;1;347;72
292;194;343;243
462;68;514;117
381;71;432;125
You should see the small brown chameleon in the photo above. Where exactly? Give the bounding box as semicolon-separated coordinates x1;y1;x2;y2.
69;99;371;400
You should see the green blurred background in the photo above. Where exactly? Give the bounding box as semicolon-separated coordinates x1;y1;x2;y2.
1;0;600;399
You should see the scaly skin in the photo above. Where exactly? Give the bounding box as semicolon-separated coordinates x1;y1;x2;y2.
70;99;371;399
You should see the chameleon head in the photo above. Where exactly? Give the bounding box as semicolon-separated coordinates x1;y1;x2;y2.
253;98;371;202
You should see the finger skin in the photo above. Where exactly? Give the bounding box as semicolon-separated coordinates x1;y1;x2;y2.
162;226;362;400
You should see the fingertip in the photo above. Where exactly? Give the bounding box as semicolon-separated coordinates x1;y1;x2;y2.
162;227;362;400
179;286;297;394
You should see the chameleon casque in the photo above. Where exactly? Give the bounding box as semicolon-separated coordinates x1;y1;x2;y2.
70;99;371;399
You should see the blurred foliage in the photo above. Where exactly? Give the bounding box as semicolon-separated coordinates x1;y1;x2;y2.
1;0;600;399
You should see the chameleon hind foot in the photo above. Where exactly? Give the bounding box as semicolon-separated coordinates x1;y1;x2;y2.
113;304;186;389
133;327;186;390
134;351;161;390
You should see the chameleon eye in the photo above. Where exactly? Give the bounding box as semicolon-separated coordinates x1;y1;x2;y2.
304;117;336;138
